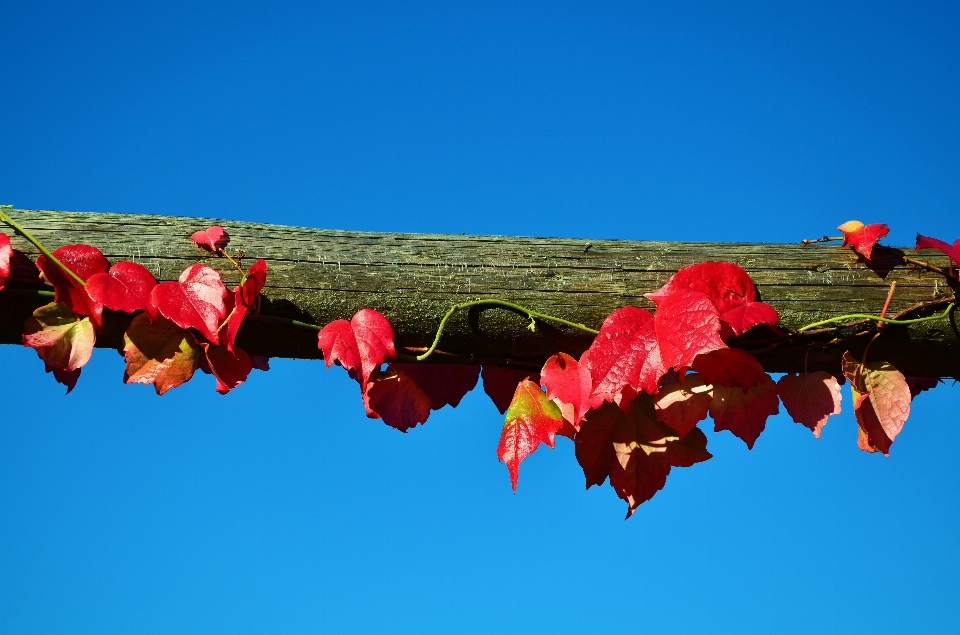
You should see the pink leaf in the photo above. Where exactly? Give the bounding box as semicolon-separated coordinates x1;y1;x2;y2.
776;372;842;438
86;261;158;318
223;258;268;352
541;351;605;431
915;234;960;266
317;308;395;389
190;225;230;252
151;264;228;345
0;232;11;290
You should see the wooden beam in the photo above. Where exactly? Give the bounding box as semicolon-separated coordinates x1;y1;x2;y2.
1;209;957;377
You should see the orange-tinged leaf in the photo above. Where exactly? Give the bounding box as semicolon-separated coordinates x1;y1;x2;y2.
842;351;910;455
22;302;95;373
497;379;564;491
777;372;842;438
838;220;889;260
123;313;200;395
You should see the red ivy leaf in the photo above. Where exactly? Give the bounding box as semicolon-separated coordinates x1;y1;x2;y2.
123;313;201;395
647;261;756;315
0;232;11;290
151;263;228;345
497;379;564;491
190;225;230;252
317;308;395;389
842;351;910;455
574;402;621;488
363;366;433;432
223;258;267;353
654;374;713;438
915;234;960;266
22;302;95;376
389;362;480;411
653;288;725;370
36;244;110;330
838;220;889;260
719;302;779;338
44;363;82;394
693;348;779;448
86;261;158;318
664;427;712;468
541;351;605;432
587;306;665;401
482;366;537;414
203;343;253;394
776;372;842;438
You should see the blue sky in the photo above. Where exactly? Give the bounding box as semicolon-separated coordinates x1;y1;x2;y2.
1;2;959;633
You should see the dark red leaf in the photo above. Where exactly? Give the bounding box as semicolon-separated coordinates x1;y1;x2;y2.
0;232;11;290
587;306;665;401
654;374;713;438
915;234;960;266
203;343;253;394
223;259;268;352
692;348;767;390
151;263;228;345
497;379;564;491
838;221;889;260
646;261;757;315
45;364;81;394
662;427;712;468
123;313;201;395
653;289;725;370
190;225;230;252
251;356;270;371
541;351;605;431
574;402;621;488
389;362;480;411
905;376;938;400
694;349;779;448
36;244;110;330
22;302;96;374
481;366;537;414
86;261;158;318
776;372;842;438
363;366;433;432
317;308;395;389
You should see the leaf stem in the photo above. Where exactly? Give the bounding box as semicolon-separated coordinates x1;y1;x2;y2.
0;206;87;287
800;235;844;245
797;302;954;332
416;299;599;362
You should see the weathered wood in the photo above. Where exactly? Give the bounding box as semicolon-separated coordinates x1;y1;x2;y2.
1;209;957;377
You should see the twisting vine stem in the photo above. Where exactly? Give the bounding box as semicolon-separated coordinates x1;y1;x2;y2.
0;205;87;287
796;303;954;332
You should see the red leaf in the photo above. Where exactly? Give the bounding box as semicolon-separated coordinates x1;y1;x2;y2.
389;362;480;411
694;349;779;448
36;244;110;330
719;302;779;338
574;402;621;488
915;234;960;266
22;302;95;375
203;343;253;394
317;308;395;389
151;263;228;345
587;306;665;401
654;374;713;438
653;289;725;370
45;363;81;394
541;351;605;431
363;366;433;432
223;258;268;352
842;351;911;455
123;313;201;395
481;366;537;414
838;220;889;260
776;372;842;438
646;261;757;315
86;261;158;318
497;379;564;491
0;232;11;290
663;427;712;468
190;225;230;252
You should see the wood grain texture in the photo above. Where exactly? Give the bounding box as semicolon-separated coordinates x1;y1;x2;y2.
1;209;957;377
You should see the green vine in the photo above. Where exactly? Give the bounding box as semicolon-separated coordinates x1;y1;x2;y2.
0;205;87;287
797;303;955;332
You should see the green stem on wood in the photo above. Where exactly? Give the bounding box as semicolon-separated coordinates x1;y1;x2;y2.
797;303;955;332
417;299;599;362
0;206;87;287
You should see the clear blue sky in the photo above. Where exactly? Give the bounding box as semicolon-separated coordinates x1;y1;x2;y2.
2;2;959;633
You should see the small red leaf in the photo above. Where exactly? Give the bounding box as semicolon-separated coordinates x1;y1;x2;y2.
654;374;713;438
86;261;158;317
0;232;11;290
694;349;779;448
654;289;725;370
497;379;564;491
776;372;842;437
363;366;433;432
574;402;621;488
123;313;201;395
45;363;81;394
481;366;537;414
190;225;230;252
22;302;96;374
36;244;110;330
223;258;267;352
663;427;712;468
317;308;395;389
587;306;665;401
915;234;960;266
541;351;605;431
719;302;779;337
646;261;757;315
838;220;889;260
389;362;480;411
151;263;228;345
203;343;253;394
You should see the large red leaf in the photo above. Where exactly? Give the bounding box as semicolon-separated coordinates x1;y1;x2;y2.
646;261;756;315
693;349;779;448
86;261;158;318
203;343;253;394
653;289;725;370
36;244;110;330
776;372;842;438
190;225;230;252
842;351;911;455
541;351;605;431
123;313;201;395
223;258;268;352
838;220;889;260
363;366;433;432
915;234;960;266
481;366;537;414
389;362;480;411
317;308;395;389
654;373;713;438
497;379;564;491
0;232;11;290
151;263;228;345
587;306;665;401
22;302;95;378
